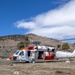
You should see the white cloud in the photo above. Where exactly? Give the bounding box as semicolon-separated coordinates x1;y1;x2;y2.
15;20;37;29
15;0;75;39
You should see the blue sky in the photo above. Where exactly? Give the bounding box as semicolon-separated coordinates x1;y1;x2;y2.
1;0;75;42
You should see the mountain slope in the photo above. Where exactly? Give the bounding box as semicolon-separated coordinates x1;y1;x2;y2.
27;34;64;47
0;34;64;48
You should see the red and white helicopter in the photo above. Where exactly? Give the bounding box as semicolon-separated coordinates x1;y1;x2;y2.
8;45;75;63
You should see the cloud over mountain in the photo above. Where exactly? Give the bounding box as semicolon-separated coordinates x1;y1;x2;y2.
15;0;75;39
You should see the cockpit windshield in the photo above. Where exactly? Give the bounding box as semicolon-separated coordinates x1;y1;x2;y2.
14;50;20;55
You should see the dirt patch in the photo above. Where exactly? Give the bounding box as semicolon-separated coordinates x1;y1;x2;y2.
0;59;75;75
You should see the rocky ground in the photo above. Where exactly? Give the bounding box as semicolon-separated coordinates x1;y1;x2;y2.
0;59;75;75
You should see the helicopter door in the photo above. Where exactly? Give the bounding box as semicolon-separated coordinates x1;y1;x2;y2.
19;51;25;60
28;51;31;57
38;51;44;59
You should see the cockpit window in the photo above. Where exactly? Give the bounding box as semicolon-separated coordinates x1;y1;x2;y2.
19;51;24;56
15;50;20;55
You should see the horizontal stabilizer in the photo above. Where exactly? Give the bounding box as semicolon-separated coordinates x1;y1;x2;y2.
73;50;75;54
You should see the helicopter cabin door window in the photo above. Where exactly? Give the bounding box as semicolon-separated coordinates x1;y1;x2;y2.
19;51;24;56
45;52;50;56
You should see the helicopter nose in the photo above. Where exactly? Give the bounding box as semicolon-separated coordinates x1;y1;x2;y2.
8;54;13;60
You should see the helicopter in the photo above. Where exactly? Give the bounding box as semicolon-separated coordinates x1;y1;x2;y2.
8;45;75;63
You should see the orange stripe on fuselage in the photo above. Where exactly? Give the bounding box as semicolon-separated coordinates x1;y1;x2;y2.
21;46;34;50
